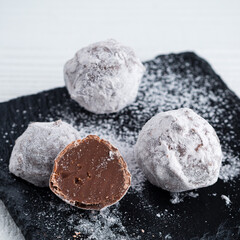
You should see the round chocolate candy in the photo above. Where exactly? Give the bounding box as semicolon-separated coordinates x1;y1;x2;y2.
64;39;145;114
49;135;131;210
135;108;222;192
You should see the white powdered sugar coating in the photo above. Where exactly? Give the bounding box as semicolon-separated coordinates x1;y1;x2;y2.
9;120;79;187
135;108;223;192
64;39;145;114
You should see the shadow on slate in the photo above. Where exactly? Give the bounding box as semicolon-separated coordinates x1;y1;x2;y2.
0;52;240;240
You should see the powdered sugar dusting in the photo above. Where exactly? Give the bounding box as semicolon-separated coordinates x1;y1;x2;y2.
219;151;240;182
68;204;131;240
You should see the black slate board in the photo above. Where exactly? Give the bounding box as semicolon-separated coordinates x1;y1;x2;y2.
0;52;240;240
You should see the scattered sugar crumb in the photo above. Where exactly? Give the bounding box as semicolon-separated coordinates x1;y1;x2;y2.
221;195;231;206
170;193;183;204
208;193;217;197
170;192;199;204
188;192;199;198
165;233;172;239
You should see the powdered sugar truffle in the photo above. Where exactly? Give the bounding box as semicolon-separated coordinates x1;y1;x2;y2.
64;39;145;114
9;120;79;187
135;108;223;192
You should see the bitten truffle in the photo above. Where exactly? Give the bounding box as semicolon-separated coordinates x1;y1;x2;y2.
135;108;223;192
64;39;145;114
9;120;79;187
49;135;131;210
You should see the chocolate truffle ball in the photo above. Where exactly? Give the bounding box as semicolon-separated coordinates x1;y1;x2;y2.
9;120;79;187
64;39;145;114
50;135;131;210
135;108;223;192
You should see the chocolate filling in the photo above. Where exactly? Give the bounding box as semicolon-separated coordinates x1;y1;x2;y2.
49;135;131;210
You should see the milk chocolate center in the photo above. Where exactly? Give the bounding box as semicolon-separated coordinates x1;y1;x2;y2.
50;135;131;210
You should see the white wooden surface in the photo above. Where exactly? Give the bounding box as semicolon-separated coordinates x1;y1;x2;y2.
0;0;240;239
